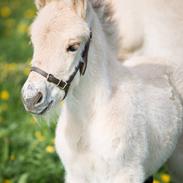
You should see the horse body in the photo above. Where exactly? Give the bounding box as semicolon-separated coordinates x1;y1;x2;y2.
55;57;182;182
92;0;183;61
54;2;183;182
91;1;183;181
92;0;183;102
21;0;183;182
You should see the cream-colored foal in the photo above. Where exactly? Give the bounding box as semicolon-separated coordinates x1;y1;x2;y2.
21;0;183;182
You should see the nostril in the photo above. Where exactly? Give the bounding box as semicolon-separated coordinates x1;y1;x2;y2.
22;82;45;111
34;92;43;105
22;91;44;111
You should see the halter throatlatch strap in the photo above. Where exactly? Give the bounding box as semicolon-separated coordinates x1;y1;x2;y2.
30;32;92;99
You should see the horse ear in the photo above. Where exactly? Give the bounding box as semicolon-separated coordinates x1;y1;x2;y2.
72;0;87;19
34;0;52;10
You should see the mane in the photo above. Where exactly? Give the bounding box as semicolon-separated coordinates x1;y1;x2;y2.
90;0;120;56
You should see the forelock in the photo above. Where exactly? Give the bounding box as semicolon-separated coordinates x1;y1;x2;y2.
30;1;90;45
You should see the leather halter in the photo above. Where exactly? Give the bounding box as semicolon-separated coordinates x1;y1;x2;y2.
31;32;92;99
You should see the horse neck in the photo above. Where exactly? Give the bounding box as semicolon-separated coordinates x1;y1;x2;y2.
63;6;117;122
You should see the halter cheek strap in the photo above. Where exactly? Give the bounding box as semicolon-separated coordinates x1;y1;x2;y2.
30;32;92;99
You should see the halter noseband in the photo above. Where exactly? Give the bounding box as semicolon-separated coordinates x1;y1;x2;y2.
30;32;92;99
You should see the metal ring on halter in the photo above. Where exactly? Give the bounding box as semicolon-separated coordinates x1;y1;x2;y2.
46;74;51;81
57;80;68;90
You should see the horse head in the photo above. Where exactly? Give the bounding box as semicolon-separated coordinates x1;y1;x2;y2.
21;0;91;115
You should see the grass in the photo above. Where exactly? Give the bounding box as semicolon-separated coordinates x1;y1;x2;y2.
0;1;64;182
0;0;173;183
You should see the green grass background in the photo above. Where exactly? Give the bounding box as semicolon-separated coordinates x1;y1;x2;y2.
0;1;64;183
0;0;172;183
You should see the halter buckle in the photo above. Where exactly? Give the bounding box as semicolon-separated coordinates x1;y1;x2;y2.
57;80;68;90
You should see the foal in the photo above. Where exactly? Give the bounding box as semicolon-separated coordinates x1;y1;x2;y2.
22;0;183;182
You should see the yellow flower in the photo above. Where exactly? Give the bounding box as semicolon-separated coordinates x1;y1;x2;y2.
35;131;45;142
17;22;29;34
1;6;11;17
153;180;160;183
24;9;35;19
46;145;55;153
160;173;171;183
10;154;16;161
3;179;12;183
0;90;9;101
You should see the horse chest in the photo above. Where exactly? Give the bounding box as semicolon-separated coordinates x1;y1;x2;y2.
55;117;120;182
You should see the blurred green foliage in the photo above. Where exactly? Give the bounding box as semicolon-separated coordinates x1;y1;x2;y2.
0;0;173;183
0;1;64;183
0;0;33;63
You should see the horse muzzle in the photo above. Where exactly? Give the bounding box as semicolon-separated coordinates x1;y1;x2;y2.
21;77;53;115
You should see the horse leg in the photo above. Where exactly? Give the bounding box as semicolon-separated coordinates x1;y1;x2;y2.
167;132;183;183
113;167;145;183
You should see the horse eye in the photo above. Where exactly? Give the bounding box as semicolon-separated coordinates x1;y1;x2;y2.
67;43;80;52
